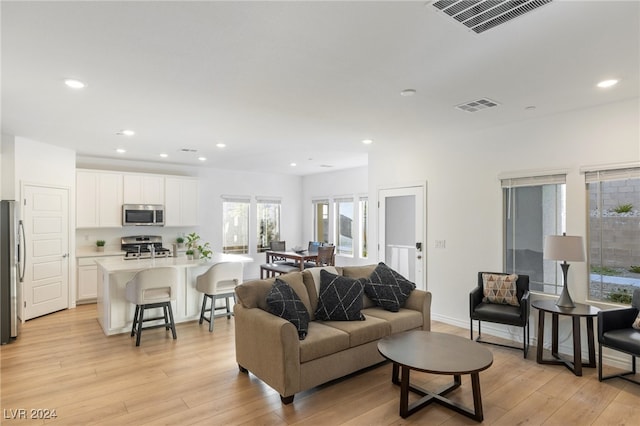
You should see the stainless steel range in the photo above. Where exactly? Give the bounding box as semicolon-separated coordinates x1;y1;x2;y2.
121;235;171;259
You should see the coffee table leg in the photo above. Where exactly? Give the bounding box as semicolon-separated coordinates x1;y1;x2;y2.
400;365;410;418
392;362;400;385
471;372;484;422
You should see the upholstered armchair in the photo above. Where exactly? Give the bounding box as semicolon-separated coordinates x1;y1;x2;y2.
597;288;640;385
470;272;530;357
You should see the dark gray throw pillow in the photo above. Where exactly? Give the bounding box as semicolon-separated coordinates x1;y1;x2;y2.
266;278;310;340
315;269;366;321
365;262;416;312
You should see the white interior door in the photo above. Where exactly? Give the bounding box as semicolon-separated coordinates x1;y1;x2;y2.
378;185;425;290
22;185;70;320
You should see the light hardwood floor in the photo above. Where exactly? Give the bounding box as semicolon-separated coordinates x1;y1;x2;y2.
1;304;639;425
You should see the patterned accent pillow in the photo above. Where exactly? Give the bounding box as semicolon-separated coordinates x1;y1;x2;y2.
266;279;310;340
482;273;520;307
365;262;416;312
633;311;640;330
315;269;366;321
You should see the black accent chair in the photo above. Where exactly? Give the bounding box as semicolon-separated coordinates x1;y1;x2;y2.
597;288;640;385
470;272;530;358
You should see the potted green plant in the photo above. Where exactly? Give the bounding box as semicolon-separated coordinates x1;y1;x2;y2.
197;241;212;260
185;232;201;258
96;240;106;252
176;236;185;248
185;249;194;260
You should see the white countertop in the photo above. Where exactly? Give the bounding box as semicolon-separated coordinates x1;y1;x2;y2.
95;252;253;273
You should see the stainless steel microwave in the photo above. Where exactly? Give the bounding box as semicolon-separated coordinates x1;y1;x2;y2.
122;204;164;226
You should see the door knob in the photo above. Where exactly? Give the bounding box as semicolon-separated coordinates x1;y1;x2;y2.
62;253;68;258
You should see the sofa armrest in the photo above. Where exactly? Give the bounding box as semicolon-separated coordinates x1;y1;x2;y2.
234;304;301;397
403;289;432;331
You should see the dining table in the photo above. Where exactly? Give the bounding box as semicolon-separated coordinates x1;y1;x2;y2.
265;250;318;271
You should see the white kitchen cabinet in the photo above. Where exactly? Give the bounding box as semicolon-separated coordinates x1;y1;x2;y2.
77;257;99;301
164;177;199;226
123;174;164;205
76;170;123;228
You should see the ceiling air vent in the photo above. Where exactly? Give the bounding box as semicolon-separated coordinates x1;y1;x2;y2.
432;0;553;34
455;98;500;113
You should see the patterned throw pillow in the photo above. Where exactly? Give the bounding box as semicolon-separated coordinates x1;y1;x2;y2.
266;279;310;340
315;269;366;321
482;273;520;307
633;311;640;330
365;262;416;312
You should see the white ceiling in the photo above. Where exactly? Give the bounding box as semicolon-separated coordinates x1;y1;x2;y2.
2;1;639;176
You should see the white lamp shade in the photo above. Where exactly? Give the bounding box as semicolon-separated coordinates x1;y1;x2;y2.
543;235;585;262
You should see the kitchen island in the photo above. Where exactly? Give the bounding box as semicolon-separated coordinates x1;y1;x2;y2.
96;253;252;336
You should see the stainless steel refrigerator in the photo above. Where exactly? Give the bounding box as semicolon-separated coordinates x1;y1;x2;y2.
1;200;23;344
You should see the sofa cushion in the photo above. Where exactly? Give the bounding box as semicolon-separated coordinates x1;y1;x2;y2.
236;272;312;314
299;322;350;363
482;273;520;306
340;264;377;308
365;262;416;312
266;279;310;340
315;270;366;321
362;307;424;333
320;315;391;347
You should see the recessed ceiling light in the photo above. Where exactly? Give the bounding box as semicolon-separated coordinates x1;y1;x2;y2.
198;156;207;161
216;143;226;148
400;89;416;97
362;139;373;145
117;129;135;136
597;79;619;88
160;153;168;158
116;148;126;154
290;162;297;167
64;79;86;89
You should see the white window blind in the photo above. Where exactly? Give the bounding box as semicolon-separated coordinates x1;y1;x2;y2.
221;195;250;203
501;174;566;188
584;167;640;183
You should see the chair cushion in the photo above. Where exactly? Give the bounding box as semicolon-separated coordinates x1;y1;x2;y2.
633;312;640;330
364;262;416;312
602;328;640;355
315;270;366;321
266;279;310;340
472;302;525;326
482;273;520;306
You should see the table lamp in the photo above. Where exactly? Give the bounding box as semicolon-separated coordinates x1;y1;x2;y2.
543;233;585;308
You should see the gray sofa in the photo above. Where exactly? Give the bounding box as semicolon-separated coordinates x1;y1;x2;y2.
234;264;432;403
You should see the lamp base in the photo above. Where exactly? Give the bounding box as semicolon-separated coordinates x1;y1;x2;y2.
555;262;575;308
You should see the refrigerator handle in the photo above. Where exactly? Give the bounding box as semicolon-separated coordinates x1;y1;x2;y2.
18;220;26;282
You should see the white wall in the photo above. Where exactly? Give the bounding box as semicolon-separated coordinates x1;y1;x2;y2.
368;98;640;333
1;134;16;200
302;166;369;266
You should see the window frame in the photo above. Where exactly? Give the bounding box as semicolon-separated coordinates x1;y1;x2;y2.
335;197;355;256
256;197;282;253
221;196;250;254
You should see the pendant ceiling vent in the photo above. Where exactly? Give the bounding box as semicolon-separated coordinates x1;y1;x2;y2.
432;0;553;34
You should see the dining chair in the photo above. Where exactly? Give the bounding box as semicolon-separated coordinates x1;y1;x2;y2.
305;245;335;268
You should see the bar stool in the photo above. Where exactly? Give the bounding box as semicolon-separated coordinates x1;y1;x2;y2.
125;267;178;346
195;262;243;332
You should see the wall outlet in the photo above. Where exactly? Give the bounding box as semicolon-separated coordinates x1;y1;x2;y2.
435;240;446;249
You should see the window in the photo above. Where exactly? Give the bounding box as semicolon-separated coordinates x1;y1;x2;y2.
502;174;566;294
359;197;368;258
313;199;329;243
335;198;354;256
585;166;640;304
222;197;249;254
257;198;281;252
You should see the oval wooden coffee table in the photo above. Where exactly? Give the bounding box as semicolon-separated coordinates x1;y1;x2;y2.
378;330;493;421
